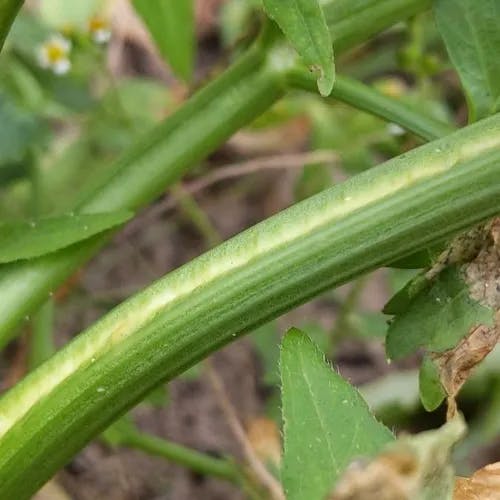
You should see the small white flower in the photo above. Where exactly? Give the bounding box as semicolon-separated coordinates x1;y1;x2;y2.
37;34;72;75
88;16;112;44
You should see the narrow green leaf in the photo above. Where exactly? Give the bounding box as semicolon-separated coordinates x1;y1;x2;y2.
419;355;446;411
132;0;195;82
434;0;500;121
386;267;495;360
281;328;393;500
0;211;132;264
262;0;335;96
0;0;24;50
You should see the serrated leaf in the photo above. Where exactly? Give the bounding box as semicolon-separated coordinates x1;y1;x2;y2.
386;267;495;360
281;328;393;500
0;211;132;264
262;0;335;96
434;0;500;121
419;355;446;412
133;0;195;82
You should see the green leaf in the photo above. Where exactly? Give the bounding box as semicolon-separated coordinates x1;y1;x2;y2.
419;355;446;411
434;0;500;121
262;0;335;96
386;267;495;360
383;271;430;315
0;211;132;264
280;328;393;500
132;0;195;82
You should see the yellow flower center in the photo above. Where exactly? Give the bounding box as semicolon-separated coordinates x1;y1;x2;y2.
45;43;66;64
88;16;109;33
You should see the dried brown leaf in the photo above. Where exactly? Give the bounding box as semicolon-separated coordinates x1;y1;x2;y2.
432;322;500;420
329;452;418;500
246;417;281;468
432;220;500;419
330;416;465;500
454;462;500;500
33;480;70;500
464;220;500;311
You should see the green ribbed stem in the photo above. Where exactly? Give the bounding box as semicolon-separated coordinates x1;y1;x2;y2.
0;114;499;498
0;0;433;347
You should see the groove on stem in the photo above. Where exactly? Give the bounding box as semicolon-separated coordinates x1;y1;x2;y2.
0;114;499;498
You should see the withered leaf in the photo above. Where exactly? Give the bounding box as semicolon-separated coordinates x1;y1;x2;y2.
454;462;500;500
330;416;466;500
386;220;499;361
246;417;281;469
432;322;500;420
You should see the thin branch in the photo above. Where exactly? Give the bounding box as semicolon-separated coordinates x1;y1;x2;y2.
129;150;338;231
122;430;242;483
172;185;223;247
288;71;456;141
205;359;285;500
184;150;337;195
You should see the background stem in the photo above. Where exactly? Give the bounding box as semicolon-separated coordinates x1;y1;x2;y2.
288;71;455;141
28;299;55;370
119;430;241;483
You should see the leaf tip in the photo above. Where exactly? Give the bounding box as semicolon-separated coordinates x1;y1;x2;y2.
315;65;335;97
283;327;307;346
